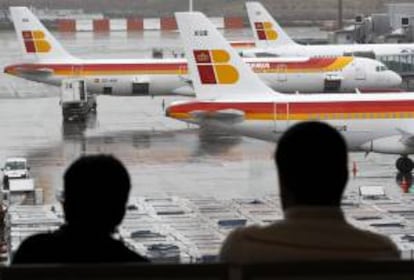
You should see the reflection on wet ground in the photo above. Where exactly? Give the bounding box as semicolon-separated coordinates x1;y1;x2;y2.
0;94;281;203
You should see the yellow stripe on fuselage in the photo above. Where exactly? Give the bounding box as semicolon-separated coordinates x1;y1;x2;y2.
322;57;353;72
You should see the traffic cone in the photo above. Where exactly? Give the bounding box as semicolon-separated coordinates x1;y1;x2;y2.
352;161;358;178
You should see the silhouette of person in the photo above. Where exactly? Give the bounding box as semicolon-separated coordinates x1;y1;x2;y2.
220;122;400;263
13;154;148;264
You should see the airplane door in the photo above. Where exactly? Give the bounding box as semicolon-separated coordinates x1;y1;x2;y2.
324;73;342;92
132;83;149;95
178;64;191;85
277;64;287;82
355;66;366;80
71;65;83;77
132;76;150;95
273;102;289;134
178;65;187;78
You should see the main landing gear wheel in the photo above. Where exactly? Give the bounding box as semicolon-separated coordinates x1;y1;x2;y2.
396;156;414;173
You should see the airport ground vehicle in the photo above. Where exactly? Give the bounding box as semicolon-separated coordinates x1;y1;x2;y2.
60;79;97;121
1;158;38;205
1;158;31;190
1;158;30;181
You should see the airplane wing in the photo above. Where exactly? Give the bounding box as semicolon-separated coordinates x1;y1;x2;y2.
361;129;414;154
397;128;414;147
189;109;245;123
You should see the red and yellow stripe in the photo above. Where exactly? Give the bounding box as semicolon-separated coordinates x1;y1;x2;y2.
5;57;353;77
249;57;353;73
6;62;188;76
167;100;414;121
229;41;256;49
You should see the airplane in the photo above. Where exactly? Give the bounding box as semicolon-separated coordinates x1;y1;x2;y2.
4;7;401;97
242;1;414;58
167;11;414;174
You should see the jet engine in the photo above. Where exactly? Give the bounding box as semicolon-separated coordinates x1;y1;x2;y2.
360;135;414;154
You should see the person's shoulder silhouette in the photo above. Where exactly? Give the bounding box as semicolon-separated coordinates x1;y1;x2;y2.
220;122;400;263
13;154;148;264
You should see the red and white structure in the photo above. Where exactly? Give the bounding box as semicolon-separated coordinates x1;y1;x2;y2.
57;16;244;32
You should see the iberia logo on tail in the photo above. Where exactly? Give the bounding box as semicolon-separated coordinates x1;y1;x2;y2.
193;49;239;84
22;30;51;53
254;22;278;41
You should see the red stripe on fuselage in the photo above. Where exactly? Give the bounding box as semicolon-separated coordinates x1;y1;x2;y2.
168;100;414;115
6;57;343;75
6;63;189;73
275;57;337;70
80;63;188;72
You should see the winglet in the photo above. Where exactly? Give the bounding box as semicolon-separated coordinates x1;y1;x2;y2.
175;12;277;101
245;2;298;48
10;7;76;61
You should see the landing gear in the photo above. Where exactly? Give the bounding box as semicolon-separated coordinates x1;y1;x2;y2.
396;156;414;173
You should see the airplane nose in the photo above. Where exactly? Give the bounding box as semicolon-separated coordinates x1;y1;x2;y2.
382;71;402;87
390;71;402;87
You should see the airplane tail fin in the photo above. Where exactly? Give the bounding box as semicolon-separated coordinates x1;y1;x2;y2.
175;12;277;101
245;2;298;48
10;7;75;61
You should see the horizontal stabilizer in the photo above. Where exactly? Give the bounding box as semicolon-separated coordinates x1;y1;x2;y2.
15;66;53;76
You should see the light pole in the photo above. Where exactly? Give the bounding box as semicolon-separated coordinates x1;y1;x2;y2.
338;0;343;29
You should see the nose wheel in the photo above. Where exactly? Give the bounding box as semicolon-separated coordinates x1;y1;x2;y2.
396;156;414;173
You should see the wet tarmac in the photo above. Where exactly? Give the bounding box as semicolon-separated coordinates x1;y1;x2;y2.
0;94;282;202
1;29;414;262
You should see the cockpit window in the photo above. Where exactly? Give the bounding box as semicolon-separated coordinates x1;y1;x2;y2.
376;65;388;72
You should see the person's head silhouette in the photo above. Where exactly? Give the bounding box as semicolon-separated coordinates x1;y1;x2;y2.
63;155;131;234
275;122;348;210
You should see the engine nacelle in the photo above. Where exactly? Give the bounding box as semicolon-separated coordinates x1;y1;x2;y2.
360;135;414;154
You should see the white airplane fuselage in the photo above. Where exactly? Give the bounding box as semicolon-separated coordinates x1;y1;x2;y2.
167;92;414;155
4;56;402;96
244;43;414;58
